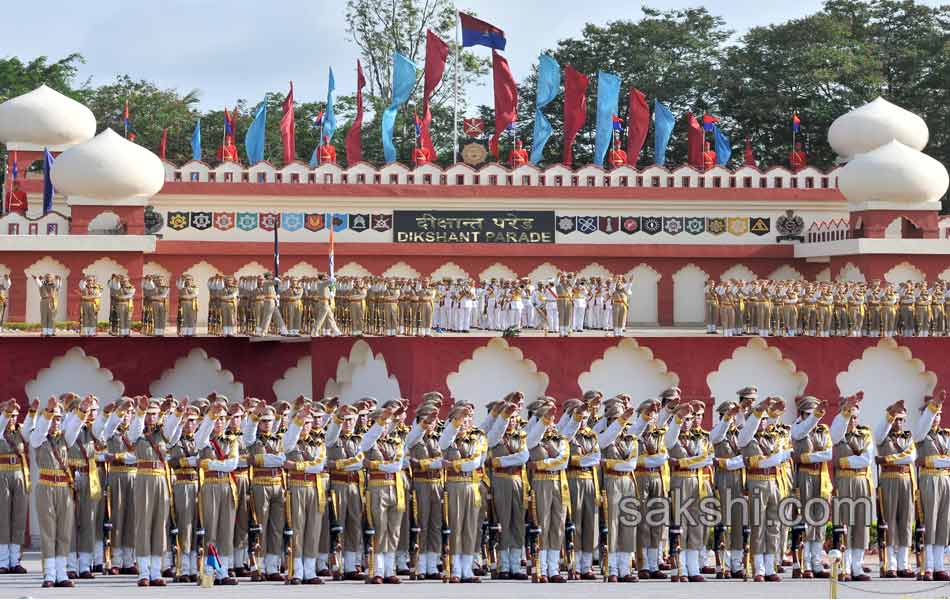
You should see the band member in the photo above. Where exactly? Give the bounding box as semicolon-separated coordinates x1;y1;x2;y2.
78;276;102;336
176;274;199;337
35;274;61;337
142;275;170;336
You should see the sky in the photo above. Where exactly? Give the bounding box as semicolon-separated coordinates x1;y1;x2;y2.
4;0;944;113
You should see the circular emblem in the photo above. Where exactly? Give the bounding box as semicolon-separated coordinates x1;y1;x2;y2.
462;143;488;166
144;206;164;234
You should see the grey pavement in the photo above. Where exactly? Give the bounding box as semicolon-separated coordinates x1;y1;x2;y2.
2;553;948;599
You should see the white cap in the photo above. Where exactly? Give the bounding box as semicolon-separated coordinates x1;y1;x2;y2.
838;140;948;210
828;97;928;161
51;129;164;202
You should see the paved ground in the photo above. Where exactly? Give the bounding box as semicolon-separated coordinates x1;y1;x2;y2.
3;554;947;598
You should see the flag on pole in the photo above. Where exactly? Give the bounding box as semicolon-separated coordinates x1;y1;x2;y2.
191;119;202;161
792;112;801;132
280;82;296;164
626;88;649;166
612;115;623;131
224;108;235;137
593;71;620;167
123;99;130;137
529;54;560;165
712;124;732;165
11;151;17;181
702;113;719;132
653;100;674;166
562;65;588;167
323;68;337;142
459;12;506;50
42;148;55;214
687;112;703;168
421;30;449;160
328;226;335;280
413;111;423;138
158;128;168;160
345;60;366;165
206;544;226;578
245;102;267;164
489;50;517;159
381;53;416;163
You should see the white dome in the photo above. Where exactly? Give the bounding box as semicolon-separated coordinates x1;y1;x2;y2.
51;129;164;201
0;84;96;146
828;97;928;160
838;140;948;207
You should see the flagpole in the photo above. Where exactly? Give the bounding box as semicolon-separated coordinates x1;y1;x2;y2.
792;113;797;157
453;13;460;164
273;224;280;278
222;106;227;149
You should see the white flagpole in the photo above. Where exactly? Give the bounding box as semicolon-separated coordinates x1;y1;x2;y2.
454;14;460;163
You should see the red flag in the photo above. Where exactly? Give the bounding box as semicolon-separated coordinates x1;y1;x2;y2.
562;65;588;166
421;30;449;160
744;136;756;166
158;127;168;160
345;60;366;165
687;112;703;168
626;88;649;166
489;50;517;159
280;82;295;164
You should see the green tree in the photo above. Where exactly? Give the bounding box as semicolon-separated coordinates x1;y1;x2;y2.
344;0;489;164
518;7;730;167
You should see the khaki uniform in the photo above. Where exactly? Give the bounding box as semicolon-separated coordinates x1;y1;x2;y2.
443;426;486;580
132;424;171;578
792;421;832;574
38;278;60;334
199;433;240;570
832;423;873;573
490;430;528;574
327;430;364;574
78;281;102;335
602;427;639;577
142;279;169;336
529;430;569;579
68;425;102;574
555;280;573;334
168;433;200;577
312;280;340;335
611;287;630;335
713;426;745;563
417;287;436;335
231;432;250;571
409;430;443;576
177;279;199;336
741;430;784;562
567;427;599;572
247;430;285;576
364;432;406;576
34;420;75;584
106;428;137;568
636;426;668;571
0;420;29;569
280;281;304;335
349;286;367;335
876;429;915;551
915;408;950;571
285;427;327;580
255;277;282;335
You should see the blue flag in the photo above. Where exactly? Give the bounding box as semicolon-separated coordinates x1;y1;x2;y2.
529;55;560;165
191;119;202;161
653;100;675;166
712;124;732;166
245;102;267;164
593;71;620;167
322;67;337;142
42;148;54;214
381;53;416;163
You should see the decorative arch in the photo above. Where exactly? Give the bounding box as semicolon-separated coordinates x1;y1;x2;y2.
815;267;831;282
625;263;661;324
938;266;950;282
273;356;313;402
706;337;808;424
26;347;125;403
446;338;548;413
323;340;401;405
836;262;866;283
382;261;422;279
82;257;128;322
672;263;708;324
577;339;678;399
336;262;373;278
286;261;320;278
837;338;936;438
86;211;121;233
143;261;171;280
431;262;470;281
24;256;70;324
233;261;269;279
183;260;223;327
884;261;925;284
149;348;243;400
479;262;518;282
527;262;559;283
767;265;804;281
720;264;757;281
884;217;903;239
577;262;612;280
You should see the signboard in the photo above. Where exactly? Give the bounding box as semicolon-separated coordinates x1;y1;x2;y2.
394;210;555;243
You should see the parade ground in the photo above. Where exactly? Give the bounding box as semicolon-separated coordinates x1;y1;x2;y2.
0;553;945;599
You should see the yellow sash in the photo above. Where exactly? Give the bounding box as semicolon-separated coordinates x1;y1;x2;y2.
87;456;101;500
395;470;406;513
819;462;833;500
